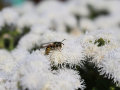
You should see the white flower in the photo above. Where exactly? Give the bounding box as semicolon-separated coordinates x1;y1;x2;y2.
79;18;97;32
66;0;89;16
30;24;49;35
16;51;52;90
47;69;85;90
0;49;13;63
11;48;29;62
17;33;40;50
96;48;120;86
37;15;51;27
14;49;85;90
36;1;77;32
17;50;50;75
110;28;120;42
17;13;39;29
0;75;18;90
94;15;120;29
0;49;17;77
48;50;66;65
20;70;50;90
0;83;5;90
47;38;84;66
78;30;119;63
0;59;16;74
1;7;19;25
90;30;119;51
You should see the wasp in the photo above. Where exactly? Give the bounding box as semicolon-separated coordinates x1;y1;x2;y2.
40;39;66;55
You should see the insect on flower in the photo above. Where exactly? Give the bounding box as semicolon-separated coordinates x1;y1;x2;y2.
40;39;66;55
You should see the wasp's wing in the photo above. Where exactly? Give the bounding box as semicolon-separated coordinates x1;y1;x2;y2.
40;42;54;48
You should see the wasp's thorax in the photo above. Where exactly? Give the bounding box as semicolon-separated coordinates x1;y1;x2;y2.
45;42;64;55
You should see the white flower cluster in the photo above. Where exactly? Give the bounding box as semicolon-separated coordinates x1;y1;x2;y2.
0;0;120;90
0;50;85;90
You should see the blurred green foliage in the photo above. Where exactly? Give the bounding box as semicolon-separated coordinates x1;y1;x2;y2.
0;25;30;51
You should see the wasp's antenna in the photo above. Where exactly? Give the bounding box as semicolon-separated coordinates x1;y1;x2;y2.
61;39;66;42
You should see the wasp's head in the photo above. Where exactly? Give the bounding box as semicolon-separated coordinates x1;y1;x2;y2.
53;42;62;47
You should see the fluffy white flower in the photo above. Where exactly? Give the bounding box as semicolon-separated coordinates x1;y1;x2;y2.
13;49;85;90
95;48;120;86
0;49;13;63
0;59;16;74
45;69;85;90
30;24;50;35
17;13;39;29
0;49;16;77
110;28;120;42
0;83;5;90
47;38;84;66
78;30;119;63
94;15;120;29
15;51;51;90
102;1;120;15
17;33;40;50
17;50;50;75
1;7;19;25
79;18;97;32
11;48;29;62
90;30;119;50
36;1;77;32
20;71;49;90
66;0;89;16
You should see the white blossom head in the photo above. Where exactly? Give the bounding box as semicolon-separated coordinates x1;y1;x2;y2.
95;48;120;86
15;50;52;90
79;18;97;32
0;49;17;78
47;69;85;90
17;33;40;50
78;29;119;63
11;48;29;62
46;38;84;67
1;7;19;25
66;0;89;16
30;24;50;35
17;13;39;29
